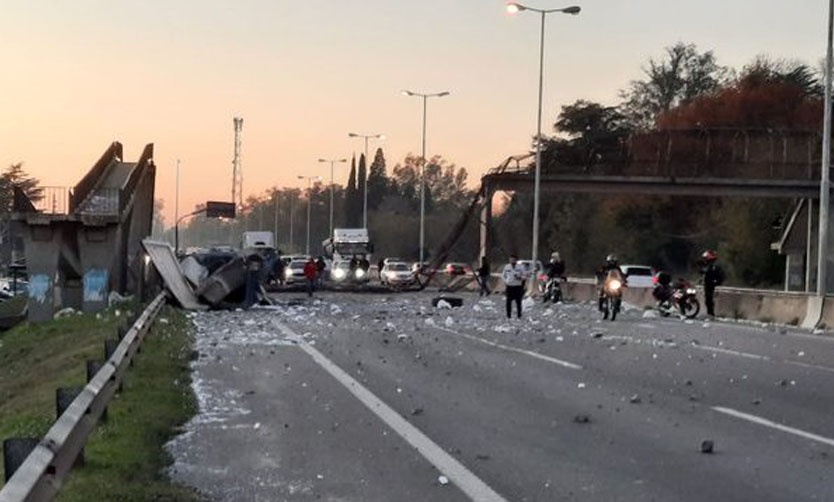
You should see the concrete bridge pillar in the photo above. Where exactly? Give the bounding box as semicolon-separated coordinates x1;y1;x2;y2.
77;223;122;313
479;183;492;261
20;221;76;322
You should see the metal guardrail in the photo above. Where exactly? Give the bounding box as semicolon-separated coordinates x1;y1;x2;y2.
0;292;167;502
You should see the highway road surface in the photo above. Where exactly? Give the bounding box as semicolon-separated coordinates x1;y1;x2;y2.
166;291;834;501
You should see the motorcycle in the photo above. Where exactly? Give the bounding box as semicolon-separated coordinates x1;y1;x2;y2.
655;281;700;319
600;271;625;321
541;276;563;303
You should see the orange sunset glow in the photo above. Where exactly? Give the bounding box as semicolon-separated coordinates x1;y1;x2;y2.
0;0;826;225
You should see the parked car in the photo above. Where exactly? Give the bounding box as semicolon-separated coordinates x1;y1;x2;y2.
411;261;435;274
620;264;655;288
444;262;470;275
381;262;415;286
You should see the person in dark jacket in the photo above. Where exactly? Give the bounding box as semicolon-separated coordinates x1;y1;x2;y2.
477;256;491;296
315;256;327;286
546;252;566;279
699;250;725;317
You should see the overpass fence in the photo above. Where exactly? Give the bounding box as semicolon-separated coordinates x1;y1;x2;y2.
0;292;168;502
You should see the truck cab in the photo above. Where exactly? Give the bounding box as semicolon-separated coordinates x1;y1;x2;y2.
322;228;373;284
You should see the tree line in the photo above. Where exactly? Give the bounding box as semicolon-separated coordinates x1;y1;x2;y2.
491;43;825;286
164;149;478;262
142;42;830;287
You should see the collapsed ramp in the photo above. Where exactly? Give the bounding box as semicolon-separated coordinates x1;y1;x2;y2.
143;240;207;310
415;183;488;290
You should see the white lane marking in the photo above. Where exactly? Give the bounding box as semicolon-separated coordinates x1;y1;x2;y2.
692;345;834;373
783;359;834;373
691;344;770;361
435;326;582;370
275;322;508;502
713;406;834;448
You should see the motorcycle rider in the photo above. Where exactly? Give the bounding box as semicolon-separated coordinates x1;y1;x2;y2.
653;270;688;316
698;250;725;318
595;254;626;312
546;252;566;280
544;252;566;300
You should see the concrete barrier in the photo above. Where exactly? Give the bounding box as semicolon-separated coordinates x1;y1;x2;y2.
563;279;820;328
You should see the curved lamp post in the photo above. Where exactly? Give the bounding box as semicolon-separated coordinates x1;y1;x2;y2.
506;2;580;291
401;90;450;264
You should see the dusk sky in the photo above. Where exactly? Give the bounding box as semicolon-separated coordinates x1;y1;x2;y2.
0;1;828;224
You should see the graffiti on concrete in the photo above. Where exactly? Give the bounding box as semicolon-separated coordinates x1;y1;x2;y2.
28;274;52;303
83;268;108;302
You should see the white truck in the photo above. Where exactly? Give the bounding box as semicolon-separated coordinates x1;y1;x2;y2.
241;231;275;251
322;228;373;283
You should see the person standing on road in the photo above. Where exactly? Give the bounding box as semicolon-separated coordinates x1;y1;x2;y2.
477;256;491;296
699;250;725;318
303;257;318;297
502;254;526;319
315;256;327;287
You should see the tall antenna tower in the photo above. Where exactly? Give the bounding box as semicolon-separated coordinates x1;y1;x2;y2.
231;117;244;209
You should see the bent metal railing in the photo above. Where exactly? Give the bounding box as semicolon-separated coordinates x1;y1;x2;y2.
0;292;167;502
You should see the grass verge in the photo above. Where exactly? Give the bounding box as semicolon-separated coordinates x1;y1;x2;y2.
0;304;132;484
57;305;199;501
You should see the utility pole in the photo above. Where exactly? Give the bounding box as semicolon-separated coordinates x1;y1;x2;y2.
232;117;244;210
818;0;833;296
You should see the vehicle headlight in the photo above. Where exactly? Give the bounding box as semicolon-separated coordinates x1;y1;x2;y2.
333;268;346;280
284;269;291;278
355;268;366;279
608;279;622;290
686;287;697;295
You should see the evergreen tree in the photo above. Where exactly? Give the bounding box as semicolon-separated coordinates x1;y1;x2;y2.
357;153;367;226
0;163;42;265
367;147;388;211
346;156;359;227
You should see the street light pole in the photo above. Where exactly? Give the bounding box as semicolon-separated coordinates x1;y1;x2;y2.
506;2;580;292
289;194;295;253
318;158;347;238
348;133;383;228
298;175;321;256
818;0;834;296
401;90;449;264
174;159;180;254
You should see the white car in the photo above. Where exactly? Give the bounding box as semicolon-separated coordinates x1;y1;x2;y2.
381;262;415;286
620;264;656;288
284;260;308;284
517;260;543;277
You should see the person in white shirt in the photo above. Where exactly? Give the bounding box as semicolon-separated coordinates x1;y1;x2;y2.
501;254;527;319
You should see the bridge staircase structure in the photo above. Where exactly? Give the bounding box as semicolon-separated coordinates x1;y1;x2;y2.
12;142;156;322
